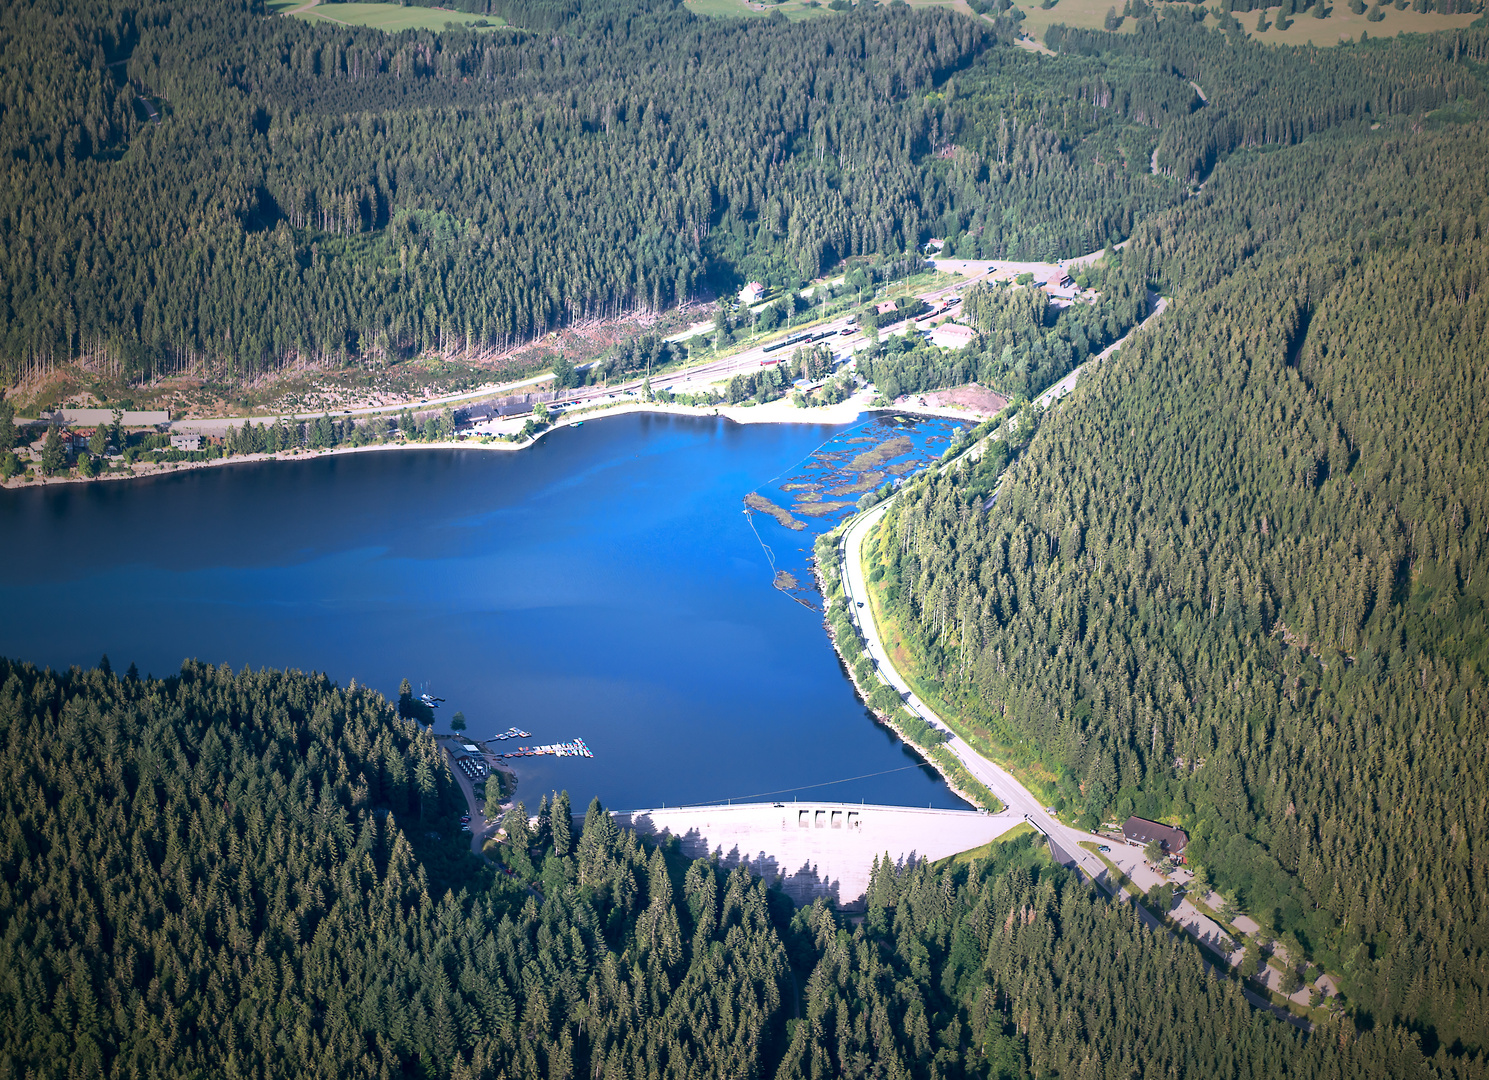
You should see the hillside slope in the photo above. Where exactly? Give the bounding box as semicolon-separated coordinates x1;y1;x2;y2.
878;120;1489;1049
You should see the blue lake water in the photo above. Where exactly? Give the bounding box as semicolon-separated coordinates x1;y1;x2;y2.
0;410;970;811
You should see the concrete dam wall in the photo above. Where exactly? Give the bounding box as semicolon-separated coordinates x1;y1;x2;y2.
612;801;1024;907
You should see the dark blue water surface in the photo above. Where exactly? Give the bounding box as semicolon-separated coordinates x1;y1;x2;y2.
0;411;968;810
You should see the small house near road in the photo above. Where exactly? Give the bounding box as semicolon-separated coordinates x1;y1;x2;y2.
170;432;202;451
1122;816;1188;861
739;282;765;305
1041;265;1080;301
929;323;978;349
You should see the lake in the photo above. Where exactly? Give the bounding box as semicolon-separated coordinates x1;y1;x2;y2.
0;410;971;811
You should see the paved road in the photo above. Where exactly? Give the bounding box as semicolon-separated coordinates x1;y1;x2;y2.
839;503;1117;890
440;741;495;856
174;370;558;436
839;506;1313;1029
1035;294;1168;409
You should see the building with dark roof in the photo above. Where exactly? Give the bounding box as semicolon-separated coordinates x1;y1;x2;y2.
1122;816;1189;861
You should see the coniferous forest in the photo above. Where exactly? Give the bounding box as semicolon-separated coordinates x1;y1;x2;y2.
874;93;1489;1062
1;0;1481;383
0;658;1479;1079
6;0;1489;1074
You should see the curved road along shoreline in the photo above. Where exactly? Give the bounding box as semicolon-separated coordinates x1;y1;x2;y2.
838;502;1116;888
839;506;1310;1029
834;304;1316;1028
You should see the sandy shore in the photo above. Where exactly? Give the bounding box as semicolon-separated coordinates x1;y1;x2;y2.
1;390;996;490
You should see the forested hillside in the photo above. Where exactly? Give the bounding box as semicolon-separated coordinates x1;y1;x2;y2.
2;0;1478;385
0;659;790;1079
1;657;1477;1078
874;113;1489;1051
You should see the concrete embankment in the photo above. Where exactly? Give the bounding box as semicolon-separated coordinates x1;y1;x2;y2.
612;801;1022;907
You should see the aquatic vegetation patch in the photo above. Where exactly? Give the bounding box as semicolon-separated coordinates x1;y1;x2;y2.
849;435;914;471
826;471;885;497
795;500;855;517
744;492;805;530
743;414;963;609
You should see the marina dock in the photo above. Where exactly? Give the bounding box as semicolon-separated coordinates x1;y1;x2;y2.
496;738;593;760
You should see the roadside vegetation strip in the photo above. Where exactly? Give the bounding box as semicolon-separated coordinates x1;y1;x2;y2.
858;511;1064;807
1078;841;1143;899
813;527;1002;812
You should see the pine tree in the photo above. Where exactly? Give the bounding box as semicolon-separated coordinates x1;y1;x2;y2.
40;421;65;475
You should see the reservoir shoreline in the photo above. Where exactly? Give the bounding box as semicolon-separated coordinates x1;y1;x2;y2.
809;523;993;813
0;412;974;812
2;394;995;491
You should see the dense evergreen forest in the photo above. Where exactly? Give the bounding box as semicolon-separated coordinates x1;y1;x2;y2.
8;0;1489;1071
2;658;1479;1079
2;0;1480;385
873;106;1489;1053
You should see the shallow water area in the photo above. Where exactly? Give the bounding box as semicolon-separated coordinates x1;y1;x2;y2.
0;411;967;811
744;412;964;607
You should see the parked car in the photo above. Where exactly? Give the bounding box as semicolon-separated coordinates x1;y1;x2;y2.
1098;845;1111;853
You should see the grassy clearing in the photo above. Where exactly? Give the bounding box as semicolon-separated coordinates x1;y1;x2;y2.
683;0;965;19
1010;0;1480;46
279;2;510;32
1012;0;1139;41
1243;3;1480;46
939;821;1037;867
683;0;834;19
